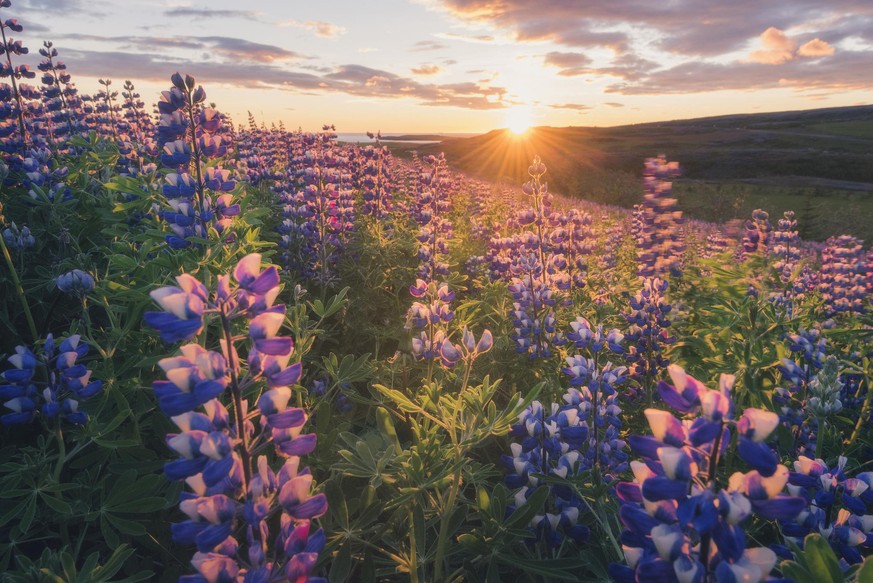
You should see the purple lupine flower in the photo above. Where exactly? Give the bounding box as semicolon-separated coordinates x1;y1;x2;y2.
2;220;33;250
818;234;867;317
1;334;102;426
624;277;675;403
610;365;805;583
775;456;873;565
147;253;327;581
56;269;95;297
743;209;772;256
634;155;684;279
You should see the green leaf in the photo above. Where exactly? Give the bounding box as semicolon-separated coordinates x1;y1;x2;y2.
105;512;147;536
328;542;352;583
497;555;588;581
503;485;549;531
857;556;873;583
803;534;843;583
39;492;72;515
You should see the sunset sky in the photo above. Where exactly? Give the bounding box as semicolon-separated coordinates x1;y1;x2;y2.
11;0;873;132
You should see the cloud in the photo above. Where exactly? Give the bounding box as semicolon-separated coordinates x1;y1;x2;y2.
798;38;837;57
605;102;625;107
605;49;873;95
435;32;495;43
411;64;442;75
749;27;797;64
749;27;838;64
163;8;262;21
543;51;592;68
54;34;305;63
277;19;347;38
548;103;591;111
358;47;379;53
58;49;507;110
541;51;593;76
410;40;448;52
431;0;872;58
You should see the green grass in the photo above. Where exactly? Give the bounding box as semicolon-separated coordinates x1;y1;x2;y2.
807;120;873;139
674;181;873;242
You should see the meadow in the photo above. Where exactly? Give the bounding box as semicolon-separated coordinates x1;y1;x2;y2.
1;5;873;583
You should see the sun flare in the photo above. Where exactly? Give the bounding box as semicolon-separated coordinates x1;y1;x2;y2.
504;108;533;135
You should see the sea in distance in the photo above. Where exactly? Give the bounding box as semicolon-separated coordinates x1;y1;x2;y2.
336;132;479;144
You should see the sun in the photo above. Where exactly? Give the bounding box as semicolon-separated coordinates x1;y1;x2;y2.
504;107;533;135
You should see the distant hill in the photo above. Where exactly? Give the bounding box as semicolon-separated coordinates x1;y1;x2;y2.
392;105;873;241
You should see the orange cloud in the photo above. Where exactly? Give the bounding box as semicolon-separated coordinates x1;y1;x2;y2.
749;27;797;64
411;64;442;75
797;38;836;57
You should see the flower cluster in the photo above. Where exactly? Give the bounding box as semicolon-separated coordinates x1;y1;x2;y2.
144;254;327;582
634;155;684;279
156;72;239;249
359;131;394;220
776;456;873;566
609;365;805;583
406;278;456;363
742;209;772;256
502;318;628;546
774;327;827;457
413;153;452;281
818;234;867;317
1;334;102;426
767;211;805;315
276;126;355;285
37;41;82;152
624;277;675;403
0;0;37;163
56;268;95;297
2;219;33;250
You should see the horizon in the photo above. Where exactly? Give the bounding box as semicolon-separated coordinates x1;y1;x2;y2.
9;0;873;133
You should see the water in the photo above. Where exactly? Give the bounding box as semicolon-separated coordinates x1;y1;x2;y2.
335;132;477;144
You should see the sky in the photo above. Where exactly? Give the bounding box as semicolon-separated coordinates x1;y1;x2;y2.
9;0;873;132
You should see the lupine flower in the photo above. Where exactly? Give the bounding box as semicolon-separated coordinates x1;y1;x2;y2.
406;279;456;364
609;365;805;583
818;235;867;316
743;209;772;255
1;220;33;249
56;269;95;297
154;73;239;249
774;327;827;457
624;277;675;403
1;334;102;426
634;155;684;278
776;456;873;565
147;254;327;582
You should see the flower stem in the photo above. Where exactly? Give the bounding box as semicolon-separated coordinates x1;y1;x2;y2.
0;232;38;342
219;305;252;489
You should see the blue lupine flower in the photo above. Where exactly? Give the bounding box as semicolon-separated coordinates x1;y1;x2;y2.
147;254;327;581
610;365;805;583
624;277;675;402
634;155;684;278
776;456;873;565
1;334;102;426
2;221;34;250
56;269;95;297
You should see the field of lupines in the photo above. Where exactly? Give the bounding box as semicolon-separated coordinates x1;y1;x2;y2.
1;3;873;582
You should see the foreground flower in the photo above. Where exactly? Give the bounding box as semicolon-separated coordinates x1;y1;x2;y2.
609;365;805;583
146;253;327;581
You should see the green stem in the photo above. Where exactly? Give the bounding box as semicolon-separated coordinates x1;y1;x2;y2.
0;232;38;342
848;372;872;447
219;305;252;489
408;508;420;583
433;456;462;582
53;425;66;483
